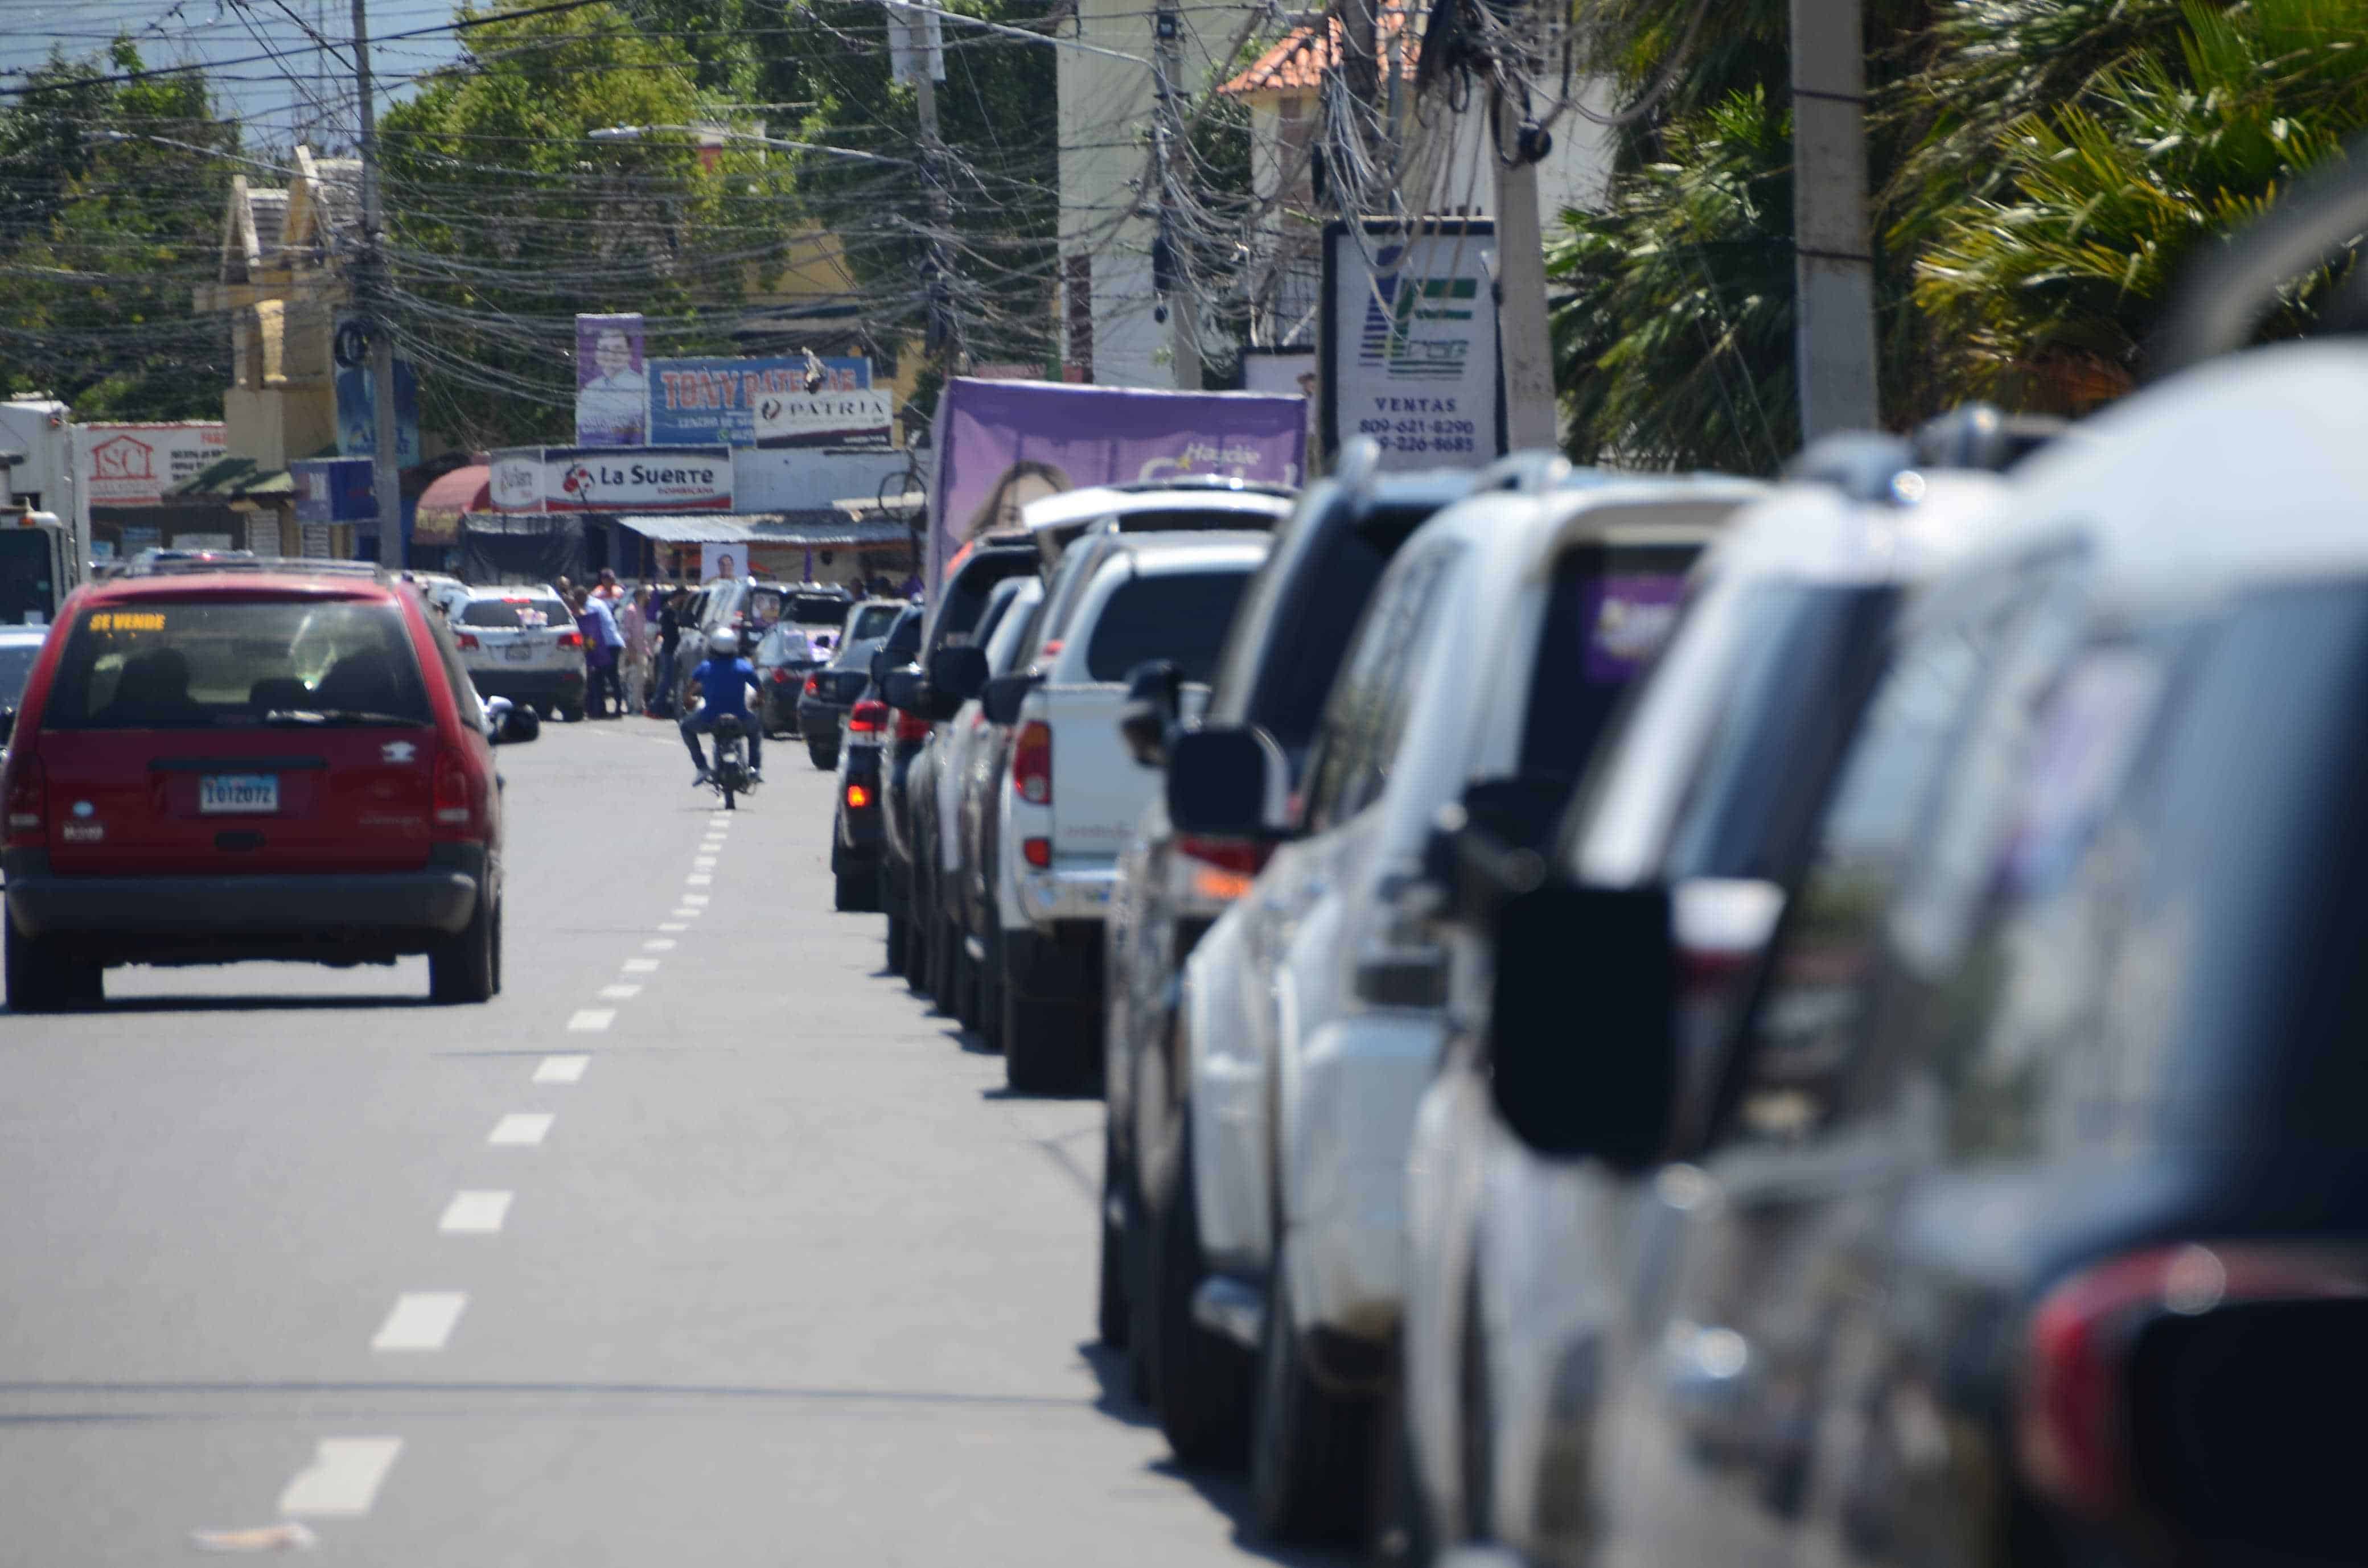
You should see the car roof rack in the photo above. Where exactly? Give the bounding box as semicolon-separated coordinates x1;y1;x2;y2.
126;555;388;581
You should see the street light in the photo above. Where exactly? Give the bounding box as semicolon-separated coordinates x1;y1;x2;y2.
587;125;911;169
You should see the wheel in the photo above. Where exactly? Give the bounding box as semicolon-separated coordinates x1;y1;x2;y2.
885;908;908;973
721;778;737;810
1252;1235;1378;1541
1098;1125;1132;1349
1002;950;1089;1093
4;911;100;1013
808;742;833;770
534;701;556;721
834;866;875;912
1456;1266;1495;1544
953;928;982;1031
905;867;935;992
930;910;961;1015
1148;1113;1253;1464
429;894;499;1005
559;702;585;723
977;924;1004;1052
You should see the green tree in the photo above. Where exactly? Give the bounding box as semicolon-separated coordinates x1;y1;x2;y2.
0;44;237;419
379;3;797;446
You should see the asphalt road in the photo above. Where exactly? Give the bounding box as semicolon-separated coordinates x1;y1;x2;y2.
0;718;1336;1565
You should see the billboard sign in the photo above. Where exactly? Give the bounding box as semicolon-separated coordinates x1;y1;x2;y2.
753;388;895;450
334;358;421;467
291;457;377;524
81;422;227;507
489;446;734;513
1320;219;1503;471
648;355;872;446
927;377;1306;591
575;313;648;446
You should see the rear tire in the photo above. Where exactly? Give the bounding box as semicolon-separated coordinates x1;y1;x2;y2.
1098;1126;1132;1349
834;866;875;912
885;908;908;973
3;911;100;1013
808;742;833;771
1002;958;1089;1093
905;870;935;993
559;702;585;723
429;894;499;1005
1150;1114;1253;1464
1252;1236;1378;1542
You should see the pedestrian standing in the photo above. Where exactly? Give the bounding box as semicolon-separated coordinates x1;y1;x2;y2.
652;587;687;717
573;589;625;718
618;589;651;715
591;567;624;606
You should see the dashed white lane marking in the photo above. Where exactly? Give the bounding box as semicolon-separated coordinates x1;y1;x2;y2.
600;982;643;998
672;906;701;917
370;1293;466;1352
438;1191;513;1234
566;1008;615;1032
488;1113;553;1146
693;857;718;869
686;874;713;886
277;1438;404;1518
641;939;676;952
623;957;660;974
682;894;710;905
533;1053;589;1084
656;923;687;933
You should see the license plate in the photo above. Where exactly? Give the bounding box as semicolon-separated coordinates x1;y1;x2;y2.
504;643;535;662
200;773;278;814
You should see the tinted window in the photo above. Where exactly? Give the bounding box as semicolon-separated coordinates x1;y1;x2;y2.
1519;543;1697;781
44;599;433;730
788;591;849;625
459;596;566;629
746;587;786;627
849;604;900;640
1303;546;1457;830
0;640;41;705
936;554;1031;645
1083;568;1253;682
885;608;924;657
1223;508;1414;750
0;530;57;627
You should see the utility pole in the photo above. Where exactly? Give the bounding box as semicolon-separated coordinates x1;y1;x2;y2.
1789;0;1877;440
906;7;962;376
1152;7;1199;389
1493;91;1559;451
351;0;404;568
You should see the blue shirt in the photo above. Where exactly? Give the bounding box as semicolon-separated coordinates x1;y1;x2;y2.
691;656;754;719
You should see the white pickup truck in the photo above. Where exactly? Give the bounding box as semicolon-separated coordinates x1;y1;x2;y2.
981;529;1271;1092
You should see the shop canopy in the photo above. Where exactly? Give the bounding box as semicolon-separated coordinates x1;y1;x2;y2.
614;512;910;548
413;464;491;545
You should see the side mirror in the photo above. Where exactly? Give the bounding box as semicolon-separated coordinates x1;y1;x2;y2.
931;644;990;701
1424;772;1579;913
881;669;925;711
1119;660;1182;768
1166;725;1290;837
981;671;1041;726
1490;882;1675;1166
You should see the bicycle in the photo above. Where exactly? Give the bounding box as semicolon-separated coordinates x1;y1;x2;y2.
708;714;756;810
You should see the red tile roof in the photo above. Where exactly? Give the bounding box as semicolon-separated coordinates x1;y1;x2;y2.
1219;6;1420;97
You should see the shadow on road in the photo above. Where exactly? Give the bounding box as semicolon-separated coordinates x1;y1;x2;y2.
20;994;434;1016
1078;1341;1350;1568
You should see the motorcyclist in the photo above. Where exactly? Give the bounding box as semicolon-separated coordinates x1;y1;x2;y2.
679;626;763;786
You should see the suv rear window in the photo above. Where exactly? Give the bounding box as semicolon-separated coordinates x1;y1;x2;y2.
789;592;852;625
459;596;566;629
1084;569;1252;682
849;604;899;640
43;599;433;730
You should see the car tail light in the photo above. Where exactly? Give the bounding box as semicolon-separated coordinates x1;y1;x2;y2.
1178;834;1271;902
1039;640;1063;659
3;755;45;845
895;710;931;743
1013;720;1052;804
558;631;583;649
845;781;873;810
848;699;887;735
804;674;821;697
456;632;480;651
1023;836;1052;869
431;747;476;834
2018;1243;2368;1520
770;667;790;684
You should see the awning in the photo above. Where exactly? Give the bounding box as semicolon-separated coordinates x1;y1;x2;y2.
413;464;490;545
614;512;911;548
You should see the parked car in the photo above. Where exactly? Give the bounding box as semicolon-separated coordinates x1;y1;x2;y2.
1;562;528;1010
1152;472;1762;1538
441;584;585;721
0;624;46;709
1399;444;2021;1565
1467;342;2368;1568
806;603;920;772
940;574;1047;1040
754;621;827;738
973;528;1272;1092
900;483;1296;1019
879;540;1041;983
831;694;889;912
793;599;906;753
1097;451;1474;1372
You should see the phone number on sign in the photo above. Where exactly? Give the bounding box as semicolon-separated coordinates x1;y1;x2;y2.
1356;417;1477;455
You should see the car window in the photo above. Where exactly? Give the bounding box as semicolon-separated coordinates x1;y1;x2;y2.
885;608;924;658
986;583;1043;674
1083;568;1253;683
0;640;43;706
43;599;435;730
1518;542;1696;783
849;604;899;641
1215;496;1413;753
788;592;851;625
459;596;566;629
747;587;785;627
0;531;57;627
1302;545;1457;832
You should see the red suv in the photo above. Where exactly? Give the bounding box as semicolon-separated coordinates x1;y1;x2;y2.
0;566;515;1011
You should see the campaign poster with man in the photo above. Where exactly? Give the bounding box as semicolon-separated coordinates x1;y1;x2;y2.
575;314;648;446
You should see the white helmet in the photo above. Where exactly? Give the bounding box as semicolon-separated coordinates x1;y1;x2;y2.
706;627;739;656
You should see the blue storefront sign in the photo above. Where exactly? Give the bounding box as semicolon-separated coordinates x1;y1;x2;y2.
647;356;871;446
292;458;378;524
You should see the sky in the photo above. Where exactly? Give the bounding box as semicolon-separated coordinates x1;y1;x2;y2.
0;0;464;151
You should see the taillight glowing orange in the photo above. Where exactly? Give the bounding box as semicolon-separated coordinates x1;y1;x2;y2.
845;781;873;810
1013;720;1052;805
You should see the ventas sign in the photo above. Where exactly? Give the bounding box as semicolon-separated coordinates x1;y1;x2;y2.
490;446;734;513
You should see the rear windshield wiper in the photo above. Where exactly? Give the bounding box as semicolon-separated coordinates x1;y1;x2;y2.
260;708;425;727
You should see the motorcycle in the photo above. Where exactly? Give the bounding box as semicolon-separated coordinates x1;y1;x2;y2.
708;713;755;810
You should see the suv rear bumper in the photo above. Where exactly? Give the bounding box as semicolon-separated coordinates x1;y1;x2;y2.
471;669;583;703
4;851;480;942
1017;861;1119;924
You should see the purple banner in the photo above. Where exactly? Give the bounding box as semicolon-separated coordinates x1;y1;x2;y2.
575;313;647;447
1582;574;1687;683
928;378;1307;590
